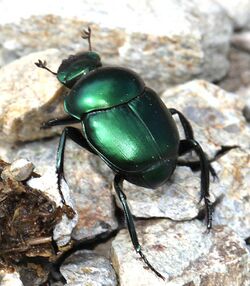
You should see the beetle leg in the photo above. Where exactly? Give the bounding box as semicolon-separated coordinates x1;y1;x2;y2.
170;108;217;180
169;108;194;140
178;140;218;181
177;158;217;180
177;145;238;180
114;174;165;280
41;116;80;129
178;139;212;230
56;127;97;205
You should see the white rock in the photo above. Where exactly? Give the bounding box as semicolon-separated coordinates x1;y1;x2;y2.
0;49;64;142
27;167;78;247
0;271;23;286
214;0;250;29
60;250;117;286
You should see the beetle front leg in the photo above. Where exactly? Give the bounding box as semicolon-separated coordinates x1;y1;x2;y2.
41;116;80;129
114;174;165;280
56;127;97;208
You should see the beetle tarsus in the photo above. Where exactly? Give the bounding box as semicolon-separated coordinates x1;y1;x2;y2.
138;249;165;280
204;196;213;230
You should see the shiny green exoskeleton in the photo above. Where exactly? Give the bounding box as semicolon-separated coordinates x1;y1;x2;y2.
35;27;233;281
64;65;180;189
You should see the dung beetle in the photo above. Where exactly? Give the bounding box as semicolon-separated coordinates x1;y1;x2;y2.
35;27;234;280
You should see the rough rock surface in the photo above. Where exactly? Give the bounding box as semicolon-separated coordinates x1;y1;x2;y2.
111;220;250;286
0;49;65;142
218;33;250;122
0;0;234;92
59;250;117;286
214;0;250;29
219;46;250;93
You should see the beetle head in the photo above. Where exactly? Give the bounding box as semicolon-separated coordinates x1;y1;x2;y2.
57;51;102;88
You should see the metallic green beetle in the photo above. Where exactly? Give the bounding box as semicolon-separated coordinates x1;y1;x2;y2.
35;28;223;280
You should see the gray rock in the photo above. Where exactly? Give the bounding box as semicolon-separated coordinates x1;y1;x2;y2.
212;148;250;239
0;49;66;142
111;220;250;286
219;45;250;92
231;31;250;52
0;0;233;92
214;0;250;29
60;250;117;286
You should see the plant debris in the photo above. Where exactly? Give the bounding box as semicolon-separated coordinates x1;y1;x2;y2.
0;159;64;265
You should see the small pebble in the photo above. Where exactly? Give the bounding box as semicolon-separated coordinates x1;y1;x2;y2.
1;158;34;181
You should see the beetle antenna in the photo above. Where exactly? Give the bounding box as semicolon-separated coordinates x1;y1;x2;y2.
82;26;92;51
35;59;57;75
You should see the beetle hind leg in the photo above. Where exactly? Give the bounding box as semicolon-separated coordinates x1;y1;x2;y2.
170;108;217;180
177;145;238;180
178;139;212;229
114;174;165;280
